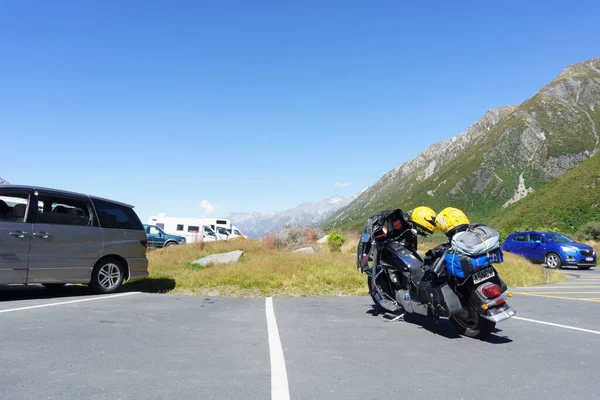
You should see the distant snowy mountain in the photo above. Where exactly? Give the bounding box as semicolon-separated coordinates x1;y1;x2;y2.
226;196;352;238
0;177;8;185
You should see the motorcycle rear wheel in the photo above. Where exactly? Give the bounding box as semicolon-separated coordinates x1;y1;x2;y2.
450;299;495;340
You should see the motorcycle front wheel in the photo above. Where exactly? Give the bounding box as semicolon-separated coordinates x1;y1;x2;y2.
450;298;495;340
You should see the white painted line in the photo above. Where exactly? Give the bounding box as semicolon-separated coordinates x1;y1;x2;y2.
513;316;600;335
0;292;140;314
265;297;290;400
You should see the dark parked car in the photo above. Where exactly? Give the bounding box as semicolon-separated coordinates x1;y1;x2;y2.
143;224;186;248
501;231;596;270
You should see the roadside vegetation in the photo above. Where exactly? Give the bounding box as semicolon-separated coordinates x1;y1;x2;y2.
126;230;567;297
576;222;600;241
126;239;365;297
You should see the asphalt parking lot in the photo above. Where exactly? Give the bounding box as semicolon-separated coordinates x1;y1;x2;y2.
1;269;599;400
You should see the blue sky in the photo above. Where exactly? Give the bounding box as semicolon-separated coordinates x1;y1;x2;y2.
1;0;599;222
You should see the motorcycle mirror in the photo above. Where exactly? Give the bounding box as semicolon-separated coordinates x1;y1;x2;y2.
361;233;371;243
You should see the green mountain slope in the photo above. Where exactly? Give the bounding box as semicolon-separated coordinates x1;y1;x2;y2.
488;150;600;236
324;57;600;232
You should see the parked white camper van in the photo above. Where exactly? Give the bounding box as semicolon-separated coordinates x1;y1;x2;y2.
147;214;240;243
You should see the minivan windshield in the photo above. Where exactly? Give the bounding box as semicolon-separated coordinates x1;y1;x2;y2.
543;233;575;243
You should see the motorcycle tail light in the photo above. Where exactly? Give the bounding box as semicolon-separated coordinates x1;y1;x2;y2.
495;297;505;305
481;284;502;298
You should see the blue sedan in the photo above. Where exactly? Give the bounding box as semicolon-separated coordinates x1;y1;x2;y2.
501;231;597;270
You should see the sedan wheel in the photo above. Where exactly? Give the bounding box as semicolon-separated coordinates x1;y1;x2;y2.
545;253;562;269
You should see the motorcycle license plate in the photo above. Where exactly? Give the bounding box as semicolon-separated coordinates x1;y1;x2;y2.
586;257;593;262
472;267;495;284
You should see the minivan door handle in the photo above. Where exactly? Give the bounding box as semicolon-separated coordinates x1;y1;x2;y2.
10;231;30;238
33;232;51;239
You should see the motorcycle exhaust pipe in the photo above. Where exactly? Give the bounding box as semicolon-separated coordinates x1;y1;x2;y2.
395;291;429;316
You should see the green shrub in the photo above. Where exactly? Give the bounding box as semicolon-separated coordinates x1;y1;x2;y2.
328;232;345;252
577;221;600;240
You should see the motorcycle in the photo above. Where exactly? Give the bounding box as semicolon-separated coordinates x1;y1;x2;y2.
356;209;516;340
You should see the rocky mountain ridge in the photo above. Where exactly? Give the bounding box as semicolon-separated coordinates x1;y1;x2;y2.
324;56;600;231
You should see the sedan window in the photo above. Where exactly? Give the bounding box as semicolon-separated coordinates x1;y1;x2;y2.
513;234;526;242
544;233;575;243
529;233;542;242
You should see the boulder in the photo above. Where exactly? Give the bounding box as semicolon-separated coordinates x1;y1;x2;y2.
317;235;329;244
192;250;244;267
341;242;356;254
293;247;316;254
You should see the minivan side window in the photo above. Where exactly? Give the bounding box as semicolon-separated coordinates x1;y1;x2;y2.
204;227;214;235
37;194;92;226
0;193;30;223
92;199;144;231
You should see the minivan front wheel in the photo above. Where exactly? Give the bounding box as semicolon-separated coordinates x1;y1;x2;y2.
90;259;124;294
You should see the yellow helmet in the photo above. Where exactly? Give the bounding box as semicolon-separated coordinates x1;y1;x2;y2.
435;207;470;236
410;206;437;234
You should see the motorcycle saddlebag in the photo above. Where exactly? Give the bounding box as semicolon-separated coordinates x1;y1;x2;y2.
418;280;462;317
444;248;504;279
357;209;412;271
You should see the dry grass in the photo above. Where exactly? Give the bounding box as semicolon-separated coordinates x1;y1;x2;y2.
495;252;565;287
126;238;567;297
128;239;367;297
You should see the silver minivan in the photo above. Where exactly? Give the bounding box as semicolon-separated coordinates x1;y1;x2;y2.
0;185;149;294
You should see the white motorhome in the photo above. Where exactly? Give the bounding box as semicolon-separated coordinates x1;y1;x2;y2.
147;214;236;242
